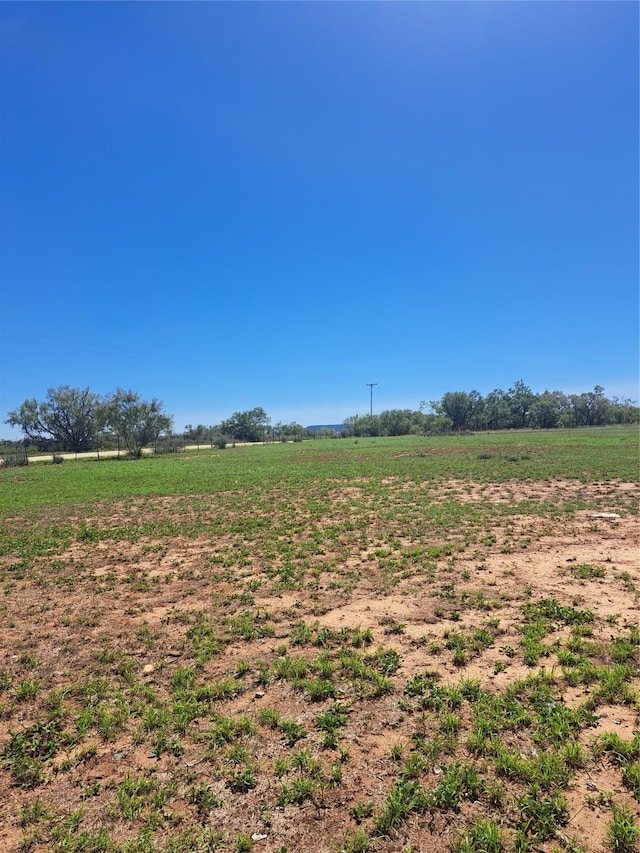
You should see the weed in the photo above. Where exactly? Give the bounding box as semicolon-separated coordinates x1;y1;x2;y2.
278;775;317;806
279;719;308;746
622;762;640;800
606;804;640;853
2;718;73;787
517;787;568;841
236;832;254;852
350;800;375;822
189;783;222;816
570;563;606;580
227;767;256;793
116;773;156;819
452;818;503;853
19;797;50;826
341;828;371;853
373;779;428;837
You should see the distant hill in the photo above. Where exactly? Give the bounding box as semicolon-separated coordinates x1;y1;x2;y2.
305;424;345;434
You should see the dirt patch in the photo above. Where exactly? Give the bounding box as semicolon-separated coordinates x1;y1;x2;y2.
0;478;638;852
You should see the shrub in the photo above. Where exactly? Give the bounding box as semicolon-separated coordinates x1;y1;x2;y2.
0;446;28;467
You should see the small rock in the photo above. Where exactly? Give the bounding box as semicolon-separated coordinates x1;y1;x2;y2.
142;664;155;674
251;834;268;841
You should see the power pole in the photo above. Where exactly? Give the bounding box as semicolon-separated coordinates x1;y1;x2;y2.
366;383;378;416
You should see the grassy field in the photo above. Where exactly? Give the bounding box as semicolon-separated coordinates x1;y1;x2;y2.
0;428;638;853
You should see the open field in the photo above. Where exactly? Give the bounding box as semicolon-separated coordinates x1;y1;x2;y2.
0;428;638;853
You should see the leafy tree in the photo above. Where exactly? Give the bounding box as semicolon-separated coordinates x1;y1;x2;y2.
417;412;452;433
507;380;535;428
433;391;475;431
468;390;486;430
529;390;564;429
379;409;416;436
6;385;102;452
576;385;610;426
273;421;307;442
103;389;173;457
219;407;270;442
483;389;512;431
609;396;640;425
343;414;382;437
184;424;210;446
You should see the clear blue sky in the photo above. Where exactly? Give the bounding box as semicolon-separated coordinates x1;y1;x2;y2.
1;1;638;436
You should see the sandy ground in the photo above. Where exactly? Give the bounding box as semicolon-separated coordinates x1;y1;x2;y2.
0;478;638;852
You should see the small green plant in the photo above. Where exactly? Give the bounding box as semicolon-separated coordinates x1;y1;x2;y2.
228;766;256;793
236;831;254;852
517;787;568;841
258;706;281;728
19;796;50;826
189;783;222;816
373;779;428;837
278;775;317;806
622;762;640;800
14;679;41;702
570;563;606;579
342;828;371;853
430;762;483;812
606;804;639;853
279;719;308;746
452;818;503;853
350;799;375;822
2;718;72;788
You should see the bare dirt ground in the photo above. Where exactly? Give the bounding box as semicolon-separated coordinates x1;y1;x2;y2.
0;479;638;852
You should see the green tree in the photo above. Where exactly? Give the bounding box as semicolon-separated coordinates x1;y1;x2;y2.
273;421;307;442
6;385;102;452
379;409;415;436
529;390;565;429
483;389;512;431
184;424;210;446
568;386;610;427
434;391;475;431
609;396;640;424
468;390;485;430
507;380;535;428
343;414;382;437
103;390;173;457
219;407;270;442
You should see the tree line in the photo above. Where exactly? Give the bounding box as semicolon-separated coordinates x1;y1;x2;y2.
5;387;173;457
344;382;638;437
184;408;307;446
4;381;638;457
4;390;306;455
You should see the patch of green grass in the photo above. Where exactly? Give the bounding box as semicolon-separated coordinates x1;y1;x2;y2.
569;563;606;580
373;779;428;837
2;428;638;517
517;787;569;841
452;818;503;853
606;804;640;853
2;717;74;787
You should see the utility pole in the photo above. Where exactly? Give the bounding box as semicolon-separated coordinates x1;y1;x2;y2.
366;383;378;416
